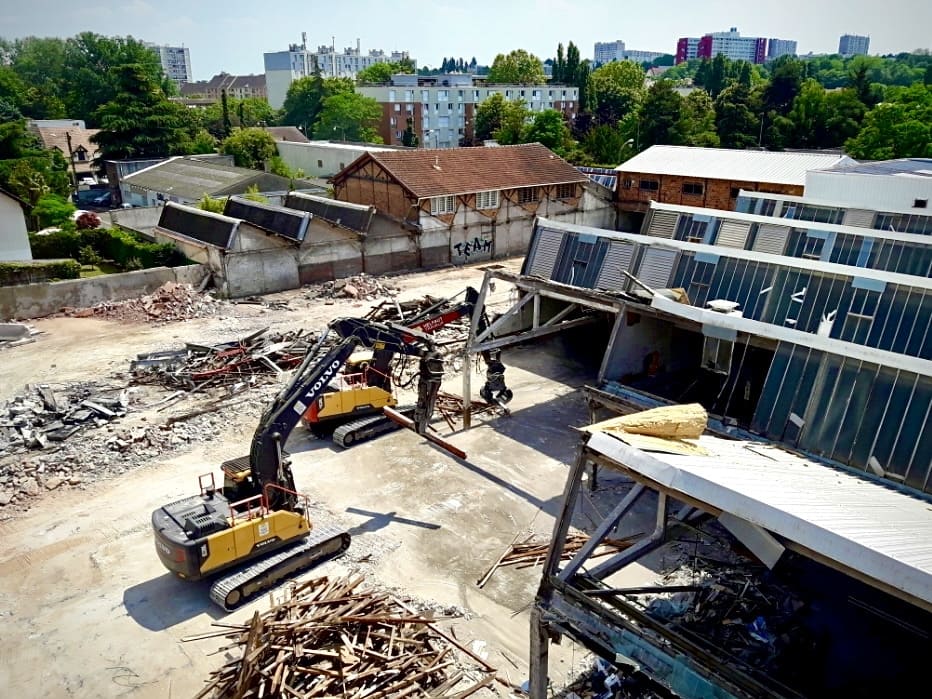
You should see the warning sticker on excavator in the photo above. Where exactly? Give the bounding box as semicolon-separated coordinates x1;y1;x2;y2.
258;522;270;537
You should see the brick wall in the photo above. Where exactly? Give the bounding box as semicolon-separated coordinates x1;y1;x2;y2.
617;172;804;212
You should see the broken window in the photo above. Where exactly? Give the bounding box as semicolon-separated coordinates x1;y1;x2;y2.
702;336;734;374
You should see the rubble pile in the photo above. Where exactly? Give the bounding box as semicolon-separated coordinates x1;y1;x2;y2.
62;281;221;323
310;273;401;301
556;658;671;699
0;382;127;454
190;575;499;699
130;328;317;389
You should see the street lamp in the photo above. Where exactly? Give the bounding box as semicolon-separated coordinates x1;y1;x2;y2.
333;125;346;141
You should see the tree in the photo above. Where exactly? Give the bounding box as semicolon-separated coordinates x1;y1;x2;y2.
582;122;634;165
487;50;546;84
61;33;166;125
314;92;383;143
32;193;74;229
714;83;759;149
554;43;566;83
495;100;531;145
474;93;507;141
402;116;419;147
242;184;269;203
639;81;683;147
356;60;414;84
707;54;730;98
589;60;645;124
91;64;190;162
198;97;275;138
522;109;571;154
677;90;720;146
188;129;218;154
221;90;233;138
845;84;932;159
220;127;277;169
763;56;804;116
280;74;353;137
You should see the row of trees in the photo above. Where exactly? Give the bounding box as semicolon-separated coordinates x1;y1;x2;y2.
0;33;174;125
471;45;931;164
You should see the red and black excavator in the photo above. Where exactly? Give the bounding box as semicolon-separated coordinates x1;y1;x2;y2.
301;286;513;447
152;307;511;610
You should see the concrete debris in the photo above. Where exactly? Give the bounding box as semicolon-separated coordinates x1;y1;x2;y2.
0;323;42;350
188;575;499;699
130;328;317;389
0;382;127;455
309;273;401;302
60;281;221;323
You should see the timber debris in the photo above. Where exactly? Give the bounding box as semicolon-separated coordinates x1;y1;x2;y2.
130;328;317;389
477;532;639;588
190;575;498;699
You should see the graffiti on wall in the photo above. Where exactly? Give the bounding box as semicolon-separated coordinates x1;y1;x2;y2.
451;230;493;263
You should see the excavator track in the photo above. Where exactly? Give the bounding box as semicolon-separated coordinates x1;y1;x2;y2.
209;525;351;611
332;404;416;448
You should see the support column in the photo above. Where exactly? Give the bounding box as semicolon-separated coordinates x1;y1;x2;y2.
528;606;551;699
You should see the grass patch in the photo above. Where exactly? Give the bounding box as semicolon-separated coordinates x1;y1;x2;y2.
79;262;122;278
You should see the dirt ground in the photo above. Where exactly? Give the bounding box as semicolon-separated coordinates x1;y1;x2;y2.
0;259;629;698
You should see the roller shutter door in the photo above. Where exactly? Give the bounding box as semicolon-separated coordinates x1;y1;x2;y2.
716;220;752;248
637;247;678;289
843;208;874;227
752;224;790;255
594;242;635;291
527;228;564;279
646;211;678;238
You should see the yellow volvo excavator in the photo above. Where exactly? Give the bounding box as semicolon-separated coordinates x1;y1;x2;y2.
151;319;451;610
302;286;513;447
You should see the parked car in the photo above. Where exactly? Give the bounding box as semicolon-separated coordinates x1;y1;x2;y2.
90;191;112;207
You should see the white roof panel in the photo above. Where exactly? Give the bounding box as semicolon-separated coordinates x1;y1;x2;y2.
616;145;854;186
587;431;932;610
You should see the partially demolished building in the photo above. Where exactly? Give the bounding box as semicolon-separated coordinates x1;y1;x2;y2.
461;180;932;696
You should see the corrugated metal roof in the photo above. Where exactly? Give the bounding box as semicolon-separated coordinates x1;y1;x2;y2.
814;158;932;177
587;430;932;610
123;157;291;200
648;201;932;246
616;146;855;185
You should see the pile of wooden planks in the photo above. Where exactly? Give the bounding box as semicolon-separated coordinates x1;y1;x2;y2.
477;532;640;588
190;576;499;698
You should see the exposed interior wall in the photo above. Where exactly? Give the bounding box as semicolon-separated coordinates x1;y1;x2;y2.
276;142;371;178
601;311;676;380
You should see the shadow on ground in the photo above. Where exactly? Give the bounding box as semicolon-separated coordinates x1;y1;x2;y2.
123;574;223;631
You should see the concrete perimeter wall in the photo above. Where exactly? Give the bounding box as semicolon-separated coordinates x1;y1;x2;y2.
0;264;207;320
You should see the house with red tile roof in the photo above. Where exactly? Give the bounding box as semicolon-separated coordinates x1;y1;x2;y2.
330;143;615;266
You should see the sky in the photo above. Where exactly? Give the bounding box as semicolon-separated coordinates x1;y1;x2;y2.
2;0;930;81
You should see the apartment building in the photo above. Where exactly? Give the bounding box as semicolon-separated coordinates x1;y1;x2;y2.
145;43;193;84
356;74;578;148
839;34;870;56
766;38;798;60
264;36;412;109
676;28;795;64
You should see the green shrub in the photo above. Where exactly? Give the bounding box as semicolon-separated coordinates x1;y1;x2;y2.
28;227;187;271
32;194;76;229
77;245;102;266
28;229;82;259
0;259;81;286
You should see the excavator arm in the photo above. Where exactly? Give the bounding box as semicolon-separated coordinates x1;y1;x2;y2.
249;332;360;509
